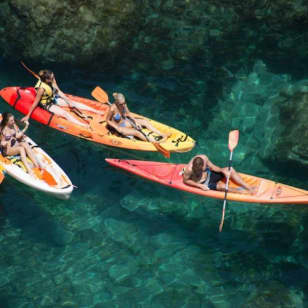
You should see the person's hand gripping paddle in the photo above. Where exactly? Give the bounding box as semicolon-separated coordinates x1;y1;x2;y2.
219;130;239;232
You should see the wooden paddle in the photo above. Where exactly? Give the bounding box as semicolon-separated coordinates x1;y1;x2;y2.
219;130;239;232
91;86;170;158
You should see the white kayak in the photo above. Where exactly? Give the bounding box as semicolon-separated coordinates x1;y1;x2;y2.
0;135;73;200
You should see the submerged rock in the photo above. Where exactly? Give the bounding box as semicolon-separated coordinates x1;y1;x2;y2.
0;0;139;67
1;0;308;76
242;280;303;308
263;81;308;167
206;60;308;169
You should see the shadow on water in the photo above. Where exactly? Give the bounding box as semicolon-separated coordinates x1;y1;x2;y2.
0;182;73;247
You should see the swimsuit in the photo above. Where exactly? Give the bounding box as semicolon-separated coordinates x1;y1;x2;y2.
201;167;224;190
1;130;17;156
113;112;129;128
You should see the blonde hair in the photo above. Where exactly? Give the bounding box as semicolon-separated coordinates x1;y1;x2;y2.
113;92;125;102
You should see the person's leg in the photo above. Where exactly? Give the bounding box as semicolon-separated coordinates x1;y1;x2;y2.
20;142;41;169
57;97;104;115
116;126;148;141
216;181;245;193
221;167;254;193
7;146;34;176
49;105;89;128
135;119;170;140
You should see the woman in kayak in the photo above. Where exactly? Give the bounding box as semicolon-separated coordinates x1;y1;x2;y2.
183;155;254;193
0;112;41;176
21;70;103;127
106;92;170;142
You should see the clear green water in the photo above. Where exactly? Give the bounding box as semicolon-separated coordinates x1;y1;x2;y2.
0;62;308;307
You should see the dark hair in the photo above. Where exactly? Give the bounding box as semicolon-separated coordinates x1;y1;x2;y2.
192;157;204;180
38;70;53;82
0;112;14;132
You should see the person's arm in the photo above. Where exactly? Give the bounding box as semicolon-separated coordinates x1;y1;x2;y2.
0;132;8;148
52;77;65;97
182;167;209;191
125;105;143;129
106;105;118;129
21;88;44;122
15;122;29;139
206;158;224;173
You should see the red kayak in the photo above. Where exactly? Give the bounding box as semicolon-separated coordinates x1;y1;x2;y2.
106;159;308;204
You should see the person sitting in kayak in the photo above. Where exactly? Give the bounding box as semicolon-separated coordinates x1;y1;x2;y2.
21;70;102;127
0;112;41;176
106;92;170;142
182;155;254;193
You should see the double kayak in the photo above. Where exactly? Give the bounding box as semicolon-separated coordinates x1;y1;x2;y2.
0;133;73;199
0;87;195;153
106;159;308;204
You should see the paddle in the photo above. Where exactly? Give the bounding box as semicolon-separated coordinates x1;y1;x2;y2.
91;86;170;159
219;130;239;232
33;167;57;186
91;86;110;105
20;61;89;123
0;166;4;184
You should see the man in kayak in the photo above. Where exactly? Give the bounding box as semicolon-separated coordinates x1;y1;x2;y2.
21;70;103;127
1;112;40;176
106;92;170;142
182;155;254;193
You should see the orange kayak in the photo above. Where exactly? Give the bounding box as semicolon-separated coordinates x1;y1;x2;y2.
0;87;195;152
0;170;4;184
106;159;308;204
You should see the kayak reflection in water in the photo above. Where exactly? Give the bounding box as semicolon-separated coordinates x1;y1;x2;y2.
106;92;170;142
182;155;255;193
0;112;41;176
21;70;103;128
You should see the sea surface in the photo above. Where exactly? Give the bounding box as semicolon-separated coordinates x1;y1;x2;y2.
0;61;308;308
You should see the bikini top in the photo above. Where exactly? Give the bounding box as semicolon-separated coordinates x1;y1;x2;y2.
113;107;126;122
113;113;122;121
2;130;16;141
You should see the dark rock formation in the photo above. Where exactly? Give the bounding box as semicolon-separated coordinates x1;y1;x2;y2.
1;0;308;76
0;0;141;67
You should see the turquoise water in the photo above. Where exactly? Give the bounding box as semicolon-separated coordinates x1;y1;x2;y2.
1;62;308;307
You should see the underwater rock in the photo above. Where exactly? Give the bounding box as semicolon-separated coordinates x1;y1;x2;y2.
261;80;308;167
0;0;139;67
206;59;308;169
242;280;303;308
104;218;146;253
108;257;139;283
1;0;308;76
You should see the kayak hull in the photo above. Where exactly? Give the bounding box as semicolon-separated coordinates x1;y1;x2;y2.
0;87;195;152
105;159;308;204
0;132;73;199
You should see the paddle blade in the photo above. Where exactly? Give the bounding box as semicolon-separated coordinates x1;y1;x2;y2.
228;130;239;152
33;168;57;186
91;86;109;104
153;143;170;159
0;171;4;184
219;200;227;232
